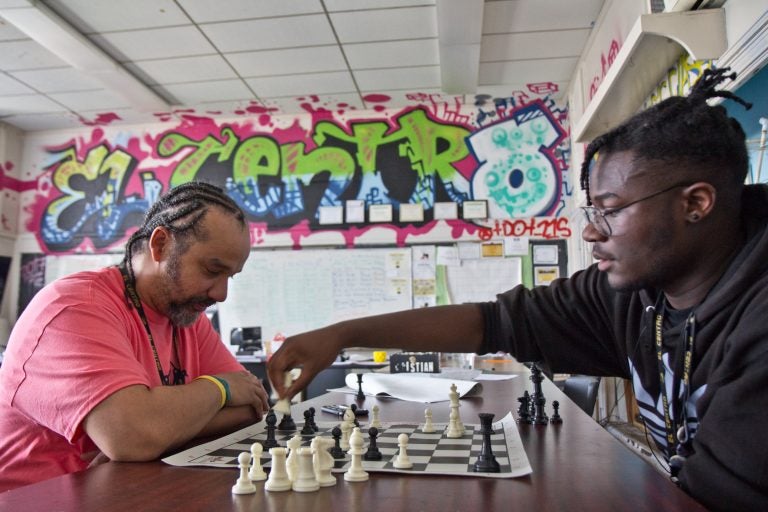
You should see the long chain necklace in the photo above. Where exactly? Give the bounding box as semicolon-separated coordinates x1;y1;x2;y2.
118;262;186;385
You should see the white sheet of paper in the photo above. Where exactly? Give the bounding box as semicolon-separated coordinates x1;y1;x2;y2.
338;373;482;403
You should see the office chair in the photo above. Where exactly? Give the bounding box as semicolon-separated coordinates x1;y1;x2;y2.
562;375;601;416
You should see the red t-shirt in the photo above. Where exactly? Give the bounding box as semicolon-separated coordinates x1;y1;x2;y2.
0;267;244;491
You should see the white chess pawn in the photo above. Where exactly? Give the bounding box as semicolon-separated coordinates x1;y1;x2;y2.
422;407;435;433
265;447;292;492
344;427;369;482
231;452;257;494
370;405;382;428
292;447;320;492
392;433;413;469
248;443;267;481
340;416;353;451
311;437;337;487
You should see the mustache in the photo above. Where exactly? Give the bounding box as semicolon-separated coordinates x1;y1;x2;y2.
176;298;215;309
591;247;613;261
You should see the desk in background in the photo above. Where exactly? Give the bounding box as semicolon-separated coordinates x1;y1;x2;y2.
0;370;707;511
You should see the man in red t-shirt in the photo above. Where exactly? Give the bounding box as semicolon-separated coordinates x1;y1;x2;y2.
0;182;269;491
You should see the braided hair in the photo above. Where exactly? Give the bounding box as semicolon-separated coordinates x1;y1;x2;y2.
579;67;752;205
122;181;246;281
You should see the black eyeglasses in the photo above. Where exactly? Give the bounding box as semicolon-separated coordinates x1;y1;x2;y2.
581;182;691;237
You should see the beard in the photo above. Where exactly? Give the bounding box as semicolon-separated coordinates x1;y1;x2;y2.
161;247;214;327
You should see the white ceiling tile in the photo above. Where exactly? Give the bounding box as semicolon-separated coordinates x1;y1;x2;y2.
330;6;437;43
479;58;579;85
0;16;28;40
200;15;336;53
227;46;347;78
481;29;591;61
178;0;323;23
0;72;33;94
45;0;190;33
345;39;438;70
10;67;103;93
0;93;66;115
125;55;236;85
325;0;435;11
0;39;67;70
0;111;83;131
245;71;356;98
48;89;131;111
484;0;604;33
91;26;216;62
355;66;440;91
156;79;253;104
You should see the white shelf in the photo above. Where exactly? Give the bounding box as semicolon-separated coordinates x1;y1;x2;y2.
572;8;727;143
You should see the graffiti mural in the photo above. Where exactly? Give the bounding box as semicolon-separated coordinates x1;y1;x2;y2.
644;55;713;108
29;97;572;254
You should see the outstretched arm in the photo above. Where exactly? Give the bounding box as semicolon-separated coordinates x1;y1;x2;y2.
267;303;485;399
83;370;269;461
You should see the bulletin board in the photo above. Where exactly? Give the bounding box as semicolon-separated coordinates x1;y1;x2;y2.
217;247;413;346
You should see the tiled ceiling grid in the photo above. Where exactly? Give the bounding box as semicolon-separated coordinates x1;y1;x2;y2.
0;0;605;132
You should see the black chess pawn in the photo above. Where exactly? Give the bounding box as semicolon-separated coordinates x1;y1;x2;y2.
263;410;280;449
301;409;315;435
364;427;382;461
550;400;563;424
356;373;365;401
308;406;319;432
473;413;500;473
329;426;345;459
517;391;532;424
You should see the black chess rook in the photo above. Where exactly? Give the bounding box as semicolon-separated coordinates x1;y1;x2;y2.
473;413;500;473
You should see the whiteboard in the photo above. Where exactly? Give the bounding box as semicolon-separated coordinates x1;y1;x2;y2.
218;247;413;346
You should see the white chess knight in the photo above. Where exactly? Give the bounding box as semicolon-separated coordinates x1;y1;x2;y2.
392;433;413;469
231;452;257;494
311;436;337;487
344;427;369;482
273;372;293;415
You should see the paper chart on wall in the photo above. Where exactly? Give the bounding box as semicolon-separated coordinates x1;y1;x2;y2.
445;258;522;304
217;247;413;347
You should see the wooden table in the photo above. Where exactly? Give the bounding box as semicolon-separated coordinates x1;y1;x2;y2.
0;372;707;511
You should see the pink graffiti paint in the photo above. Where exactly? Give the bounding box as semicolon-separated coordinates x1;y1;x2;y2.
362;94;391;104
78;112;122;127
527;82;559;95
299;102;334;122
